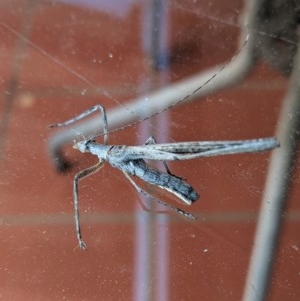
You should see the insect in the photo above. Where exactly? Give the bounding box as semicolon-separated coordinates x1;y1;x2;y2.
50;105;279;250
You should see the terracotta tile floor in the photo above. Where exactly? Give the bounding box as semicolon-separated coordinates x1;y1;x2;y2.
0;1;299;300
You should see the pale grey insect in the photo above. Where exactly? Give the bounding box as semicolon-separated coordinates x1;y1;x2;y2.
50;105;279;250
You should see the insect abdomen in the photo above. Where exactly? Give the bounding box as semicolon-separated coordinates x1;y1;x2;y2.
126;159;199;205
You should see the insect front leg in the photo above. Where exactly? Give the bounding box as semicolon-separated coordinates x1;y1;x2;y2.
73;160;104;250
49;105;109;172
49;104;109;145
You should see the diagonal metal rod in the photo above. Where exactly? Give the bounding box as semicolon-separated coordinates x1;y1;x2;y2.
48;0;261;170
242;41;300;301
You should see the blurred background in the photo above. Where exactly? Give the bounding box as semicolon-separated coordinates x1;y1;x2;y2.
0;0;299;300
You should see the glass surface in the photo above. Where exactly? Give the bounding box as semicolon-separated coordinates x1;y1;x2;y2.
0;0;299;300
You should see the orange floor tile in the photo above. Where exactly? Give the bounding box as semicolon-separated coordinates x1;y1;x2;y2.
0;1;299;301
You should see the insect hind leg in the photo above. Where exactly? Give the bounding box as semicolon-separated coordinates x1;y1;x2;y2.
122;171;196;220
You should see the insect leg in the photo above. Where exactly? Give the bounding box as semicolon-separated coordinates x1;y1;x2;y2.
49;104;109;145
144;136;156;145
144;136;184;180
73;160;105;250
121;170;196;220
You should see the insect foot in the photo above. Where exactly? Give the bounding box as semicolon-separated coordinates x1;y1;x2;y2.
79;240;87;250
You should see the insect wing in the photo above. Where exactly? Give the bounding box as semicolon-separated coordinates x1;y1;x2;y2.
133;138;279;161
122;146;178;161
